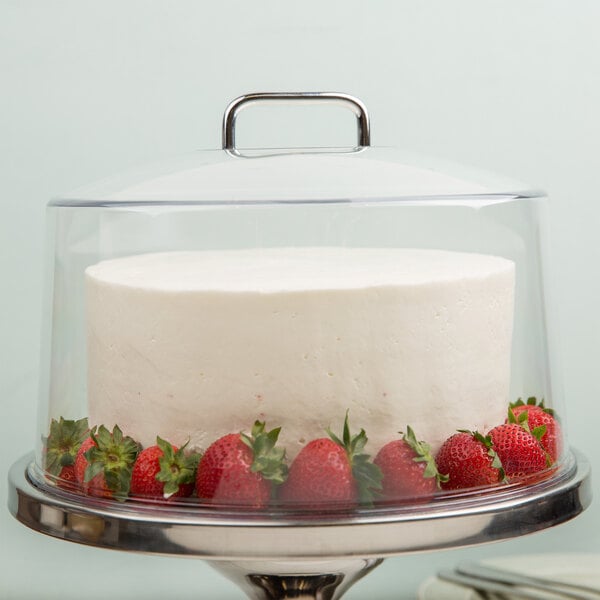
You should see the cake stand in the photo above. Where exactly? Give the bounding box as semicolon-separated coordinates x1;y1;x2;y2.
8;450;591;600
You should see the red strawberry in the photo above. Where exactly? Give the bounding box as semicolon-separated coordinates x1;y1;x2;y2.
488;423;548;481
74;425;140;500
57;464;76;488
75;437;105;495
279;413;382;508
375;426;447;502
279;439;353;507
196;421;287;507
44;417;89;489
131;437;200;501
436;431;504;490
508;397;562;464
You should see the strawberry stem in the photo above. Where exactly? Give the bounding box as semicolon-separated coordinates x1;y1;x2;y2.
84;425;140;500
241;421;288;485
402;426;449;486
476;431;506;482
44;417;89;477
155;437;201;498
327;412;382;504
511;396;555;417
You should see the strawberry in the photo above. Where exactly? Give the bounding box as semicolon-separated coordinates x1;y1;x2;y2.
508;397;562;464
130;437;201;501
74;437;106;496
279;413;382;508
43;417;89;489
374;427;447;502
488;423;549;481
195;421;287;507
57;464;77;487
74;425;140;500
436;431;504;490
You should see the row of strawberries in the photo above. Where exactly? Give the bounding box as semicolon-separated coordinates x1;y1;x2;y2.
44;398;560;508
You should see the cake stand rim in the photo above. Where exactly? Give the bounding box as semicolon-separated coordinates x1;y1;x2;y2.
8;450;591;560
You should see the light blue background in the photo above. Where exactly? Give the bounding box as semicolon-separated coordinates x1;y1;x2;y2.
2;1;599;597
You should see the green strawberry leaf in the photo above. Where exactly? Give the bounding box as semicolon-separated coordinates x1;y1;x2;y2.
467;430;506;482
488;446;507;482
155;437;201;498
508;407;532;433
84;460;104;483
510;396;556;417
532;424;547;442
243;421;288;485
353;454;383;503
85;424;140;501
44;417;89;476
328;412;383;504
327;428;344;448
403;425;449;485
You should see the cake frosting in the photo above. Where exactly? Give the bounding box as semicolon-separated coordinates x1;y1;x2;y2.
86;247;515;457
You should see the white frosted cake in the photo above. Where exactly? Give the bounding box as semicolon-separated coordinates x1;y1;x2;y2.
86;247;515;457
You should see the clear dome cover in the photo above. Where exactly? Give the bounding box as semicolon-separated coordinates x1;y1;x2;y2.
34;94;566;512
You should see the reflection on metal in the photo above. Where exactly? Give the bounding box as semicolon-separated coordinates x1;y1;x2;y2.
248;573;343;600
210;558;383;600
68;513;106;544
222;92;371;151
8;451;592;599
8;452;592;559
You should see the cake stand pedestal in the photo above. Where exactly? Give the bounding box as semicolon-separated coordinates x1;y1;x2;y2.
8;451;591;600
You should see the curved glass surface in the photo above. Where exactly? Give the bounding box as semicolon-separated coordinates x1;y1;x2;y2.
34;147;565;513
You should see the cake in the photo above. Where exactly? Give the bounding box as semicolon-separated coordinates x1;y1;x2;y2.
86;247;515;458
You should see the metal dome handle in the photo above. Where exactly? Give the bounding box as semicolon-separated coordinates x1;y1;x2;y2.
222;92;371;151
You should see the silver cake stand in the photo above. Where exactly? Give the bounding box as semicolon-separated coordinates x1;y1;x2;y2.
8;451;591;600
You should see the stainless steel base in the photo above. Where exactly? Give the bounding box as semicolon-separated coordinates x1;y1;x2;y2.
209;558;383;600
8;451;592;599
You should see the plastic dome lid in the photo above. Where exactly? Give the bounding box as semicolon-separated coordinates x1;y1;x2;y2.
21;92;575;528
52;92;541;206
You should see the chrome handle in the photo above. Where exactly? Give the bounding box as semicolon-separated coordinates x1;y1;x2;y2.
222;92;371;150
